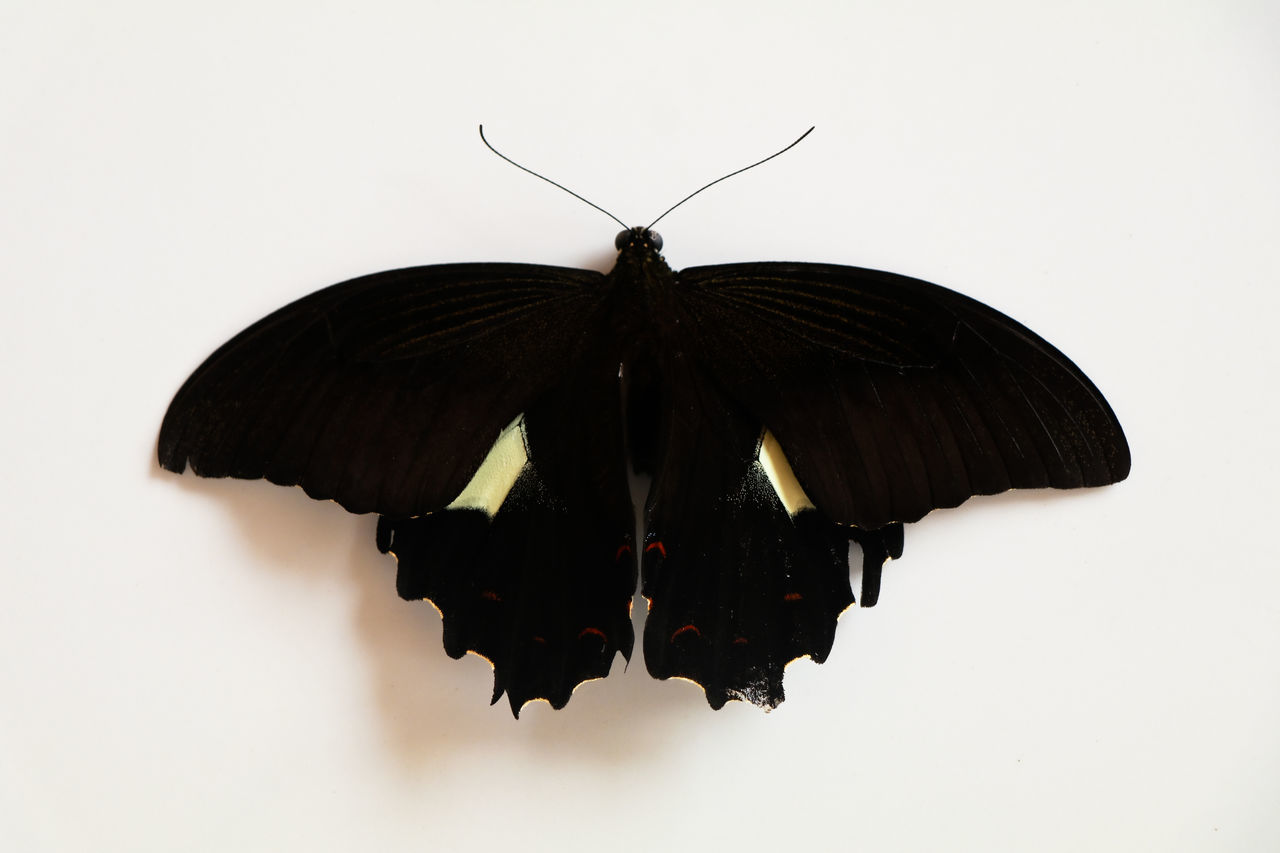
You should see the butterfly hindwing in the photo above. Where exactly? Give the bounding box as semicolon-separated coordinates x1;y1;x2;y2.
376;325;636;714
638;355;857;709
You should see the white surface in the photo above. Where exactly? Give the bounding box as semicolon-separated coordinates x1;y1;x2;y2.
3;2;1278;851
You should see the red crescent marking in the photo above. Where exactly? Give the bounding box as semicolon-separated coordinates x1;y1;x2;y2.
578;627;608;642
645;541;667;558
784;592;803;601
670;624;701;642
615;544;632;561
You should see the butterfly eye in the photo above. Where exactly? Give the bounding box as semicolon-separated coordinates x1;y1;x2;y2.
615;229;663;251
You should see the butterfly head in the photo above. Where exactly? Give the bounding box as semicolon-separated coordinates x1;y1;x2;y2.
615;226;664;256
610;226;676;290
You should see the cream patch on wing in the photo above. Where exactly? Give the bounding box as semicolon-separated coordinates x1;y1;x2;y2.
757;429;815;517
445;415;529;516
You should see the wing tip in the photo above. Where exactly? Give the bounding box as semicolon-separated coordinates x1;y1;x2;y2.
156;436;188;474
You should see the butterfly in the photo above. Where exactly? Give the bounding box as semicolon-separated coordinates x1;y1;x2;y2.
158;130;1129;715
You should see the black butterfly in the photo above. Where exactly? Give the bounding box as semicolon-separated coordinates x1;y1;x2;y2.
158;134;1129;715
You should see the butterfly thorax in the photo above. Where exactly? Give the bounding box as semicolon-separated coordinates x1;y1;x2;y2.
607;228;680;476
606;229;685;379
607;227;679;346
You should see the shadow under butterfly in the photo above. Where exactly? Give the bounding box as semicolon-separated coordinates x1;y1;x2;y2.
158;128;1130;716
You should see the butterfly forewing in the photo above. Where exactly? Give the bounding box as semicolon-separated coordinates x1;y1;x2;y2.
670;262;1130;529
158;263;609;517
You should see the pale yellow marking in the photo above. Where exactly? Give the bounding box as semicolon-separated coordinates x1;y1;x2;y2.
757;429;815;516
445;416;529;516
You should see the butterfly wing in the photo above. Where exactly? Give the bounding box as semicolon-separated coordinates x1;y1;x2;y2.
673;261;1130;528
638;260;1128;708
160;263;638;713
159;262;608;517
375;322;637;715
637;355;859;709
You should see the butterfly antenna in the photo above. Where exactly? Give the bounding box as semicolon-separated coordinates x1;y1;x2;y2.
646;127;815;230
479;125;629;230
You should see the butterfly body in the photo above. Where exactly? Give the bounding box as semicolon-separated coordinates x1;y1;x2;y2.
160;226;1128;715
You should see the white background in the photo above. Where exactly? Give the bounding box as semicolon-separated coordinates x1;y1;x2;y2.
3;1;1278;850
